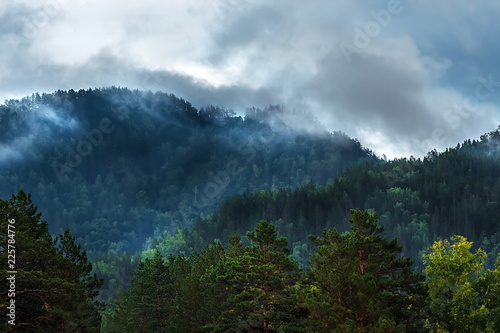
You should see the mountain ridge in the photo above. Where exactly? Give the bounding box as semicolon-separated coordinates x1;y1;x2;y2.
0;87;379;255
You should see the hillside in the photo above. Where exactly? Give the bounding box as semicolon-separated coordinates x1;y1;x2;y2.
2;89;500;331
143;129;500;271
0;87;378;255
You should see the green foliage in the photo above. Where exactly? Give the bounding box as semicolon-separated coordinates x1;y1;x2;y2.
92;250;139;306
103;241;229;332
474;256;500;332
178;241;229;332
423;236;499;332
104;222;308;332
103;212;500;332
2;89;500;331
0;190;103;332
0;87;377;259
105;213;470;332
141;229;191;261
216;221;304;332
104;251;191;332
182;141;500;274
303;209;426;332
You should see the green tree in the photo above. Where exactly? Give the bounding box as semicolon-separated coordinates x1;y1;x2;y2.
305;209;426;332
474;256;500;332
217;221;304;332
104;251;190;332
423;236;498;332
178;241;229;332
104;241;229;333
0;190;103;332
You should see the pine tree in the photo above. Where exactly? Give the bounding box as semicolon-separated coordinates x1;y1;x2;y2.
105;251;190;332
178;241;229;332
217;221;304;332
305;209;426;332
0;190;103;332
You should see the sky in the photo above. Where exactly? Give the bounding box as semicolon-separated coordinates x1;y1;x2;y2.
1;0;500;159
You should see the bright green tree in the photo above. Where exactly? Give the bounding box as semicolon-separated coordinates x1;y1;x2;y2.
423;236;498;332
0;190;103;332
304;209;426;332
474;255;500;332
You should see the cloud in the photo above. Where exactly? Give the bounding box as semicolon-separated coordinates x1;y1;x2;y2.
1;0;500;159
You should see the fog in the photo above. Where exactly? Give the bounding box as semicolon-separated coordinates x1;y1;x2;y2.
1;0;500;158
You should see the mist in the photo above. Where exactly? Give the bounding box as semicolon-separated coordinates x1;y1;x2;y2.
1;1;500;158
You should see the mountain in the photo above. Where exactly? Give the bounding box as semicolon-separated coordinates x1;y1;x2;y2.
0;87;379;256
2;88;500;331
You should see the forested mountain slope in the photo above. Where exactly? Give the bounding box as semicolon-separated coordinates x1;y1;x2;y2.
101;211;500;332
0;87;378;255
3;88;500;330
150;130;500;271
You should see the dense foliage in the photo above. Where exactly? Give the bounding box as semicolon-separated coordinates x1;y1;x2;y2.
2;89;500;331
303;210;426;331
103;210;499;332
0;190;103;332
423;236;500;332
0;88;378;256
164;134;500;271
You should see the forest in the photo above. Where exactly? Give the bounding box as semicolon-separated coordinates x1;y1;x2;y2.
166;139;500;272
0;87;378;255
1;193;499;331
0;88;499;331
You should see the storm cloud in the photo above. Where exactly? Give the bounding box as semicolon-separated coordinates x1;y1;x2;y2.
1;0;499;158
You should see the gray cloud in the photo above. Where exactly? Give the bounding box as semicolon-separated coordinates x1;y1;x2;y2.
1;0;499;158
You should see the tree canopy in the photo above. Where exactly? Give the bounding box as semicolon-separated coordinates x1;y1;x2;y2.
423;235;500;332
0;190;103;332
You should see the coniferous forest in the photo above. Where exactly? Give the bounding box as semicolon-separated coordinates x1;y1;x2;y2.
0;88;499;332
